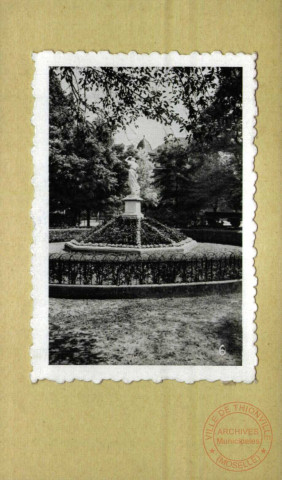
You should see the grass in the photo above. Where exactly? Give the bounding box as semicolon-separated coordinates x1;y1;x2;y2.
49;292;242;366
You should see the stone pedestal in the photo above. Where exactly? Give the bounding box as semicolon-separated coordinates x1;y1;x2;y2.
122;195;143;217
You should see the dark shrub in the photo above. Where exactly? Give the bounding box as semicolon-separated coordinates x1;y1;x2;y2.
49;228;92;243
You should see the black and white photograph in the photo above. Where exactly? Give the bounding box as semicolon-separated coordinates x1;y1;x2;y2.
31;52;257;383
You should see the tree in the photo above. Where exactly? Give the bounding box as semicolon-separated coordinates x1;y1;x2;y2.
135;149;159;208
55;66;242;158
153;140;205;226
153;139;242;226
55;67;172;130
164;67;242;158
192;152;242;213
50;67;242;226
49;70;128;226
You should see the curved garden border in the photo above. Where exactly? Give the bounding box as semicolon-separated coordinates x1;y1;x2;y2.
49;251;242;298
49;279;242;299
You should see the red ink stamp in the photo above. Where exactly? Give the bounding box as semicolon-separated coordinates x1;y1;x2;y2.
203;402;272;472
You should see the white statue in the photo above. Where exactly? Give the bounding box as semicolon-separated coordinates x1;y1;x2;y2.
125;156;140;196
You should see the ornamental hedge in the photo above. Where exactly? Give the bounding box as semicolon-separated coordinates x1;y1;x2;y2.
49;252;242;286
49;228;92;243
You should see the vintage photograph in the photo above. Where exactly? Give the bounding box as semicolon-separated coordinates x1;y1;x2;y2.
31;52;257;382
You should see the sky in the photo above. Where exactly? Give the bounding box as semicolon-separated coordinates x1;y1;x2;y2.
113;117;187;149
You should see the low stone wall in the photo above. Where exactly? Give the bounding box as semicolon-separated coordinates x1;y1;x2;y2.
182;228;242;246
50;279;241;299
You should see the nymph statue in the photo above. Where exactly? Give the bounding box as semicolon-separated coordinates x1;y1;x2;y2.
125;156;140;196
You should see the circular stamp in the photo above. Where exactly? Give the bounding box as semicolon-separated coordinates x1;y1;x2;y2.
203;402;272;472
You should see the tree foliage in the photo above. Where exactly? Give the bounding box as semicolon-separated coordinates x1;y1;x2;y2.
56;66;242;157
49;69;128;224
153;141;203;225
153;138;241;226
191;152;242;212
167;67;242;158
135;149;159;208
49;66;242;227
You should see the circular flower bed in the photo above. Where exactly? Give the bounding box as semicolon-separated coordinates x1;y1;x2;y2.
65;215;190;249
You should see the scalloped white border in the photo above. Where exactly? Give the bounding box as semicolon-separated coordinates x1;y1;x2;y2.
31;51;257;383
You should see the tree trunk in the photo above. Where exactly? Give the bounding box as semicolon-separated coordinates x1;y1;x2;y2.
86;209;91;227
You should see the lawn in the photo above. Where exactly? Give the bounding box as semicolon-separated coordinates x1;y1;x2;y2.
49;292;242;366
